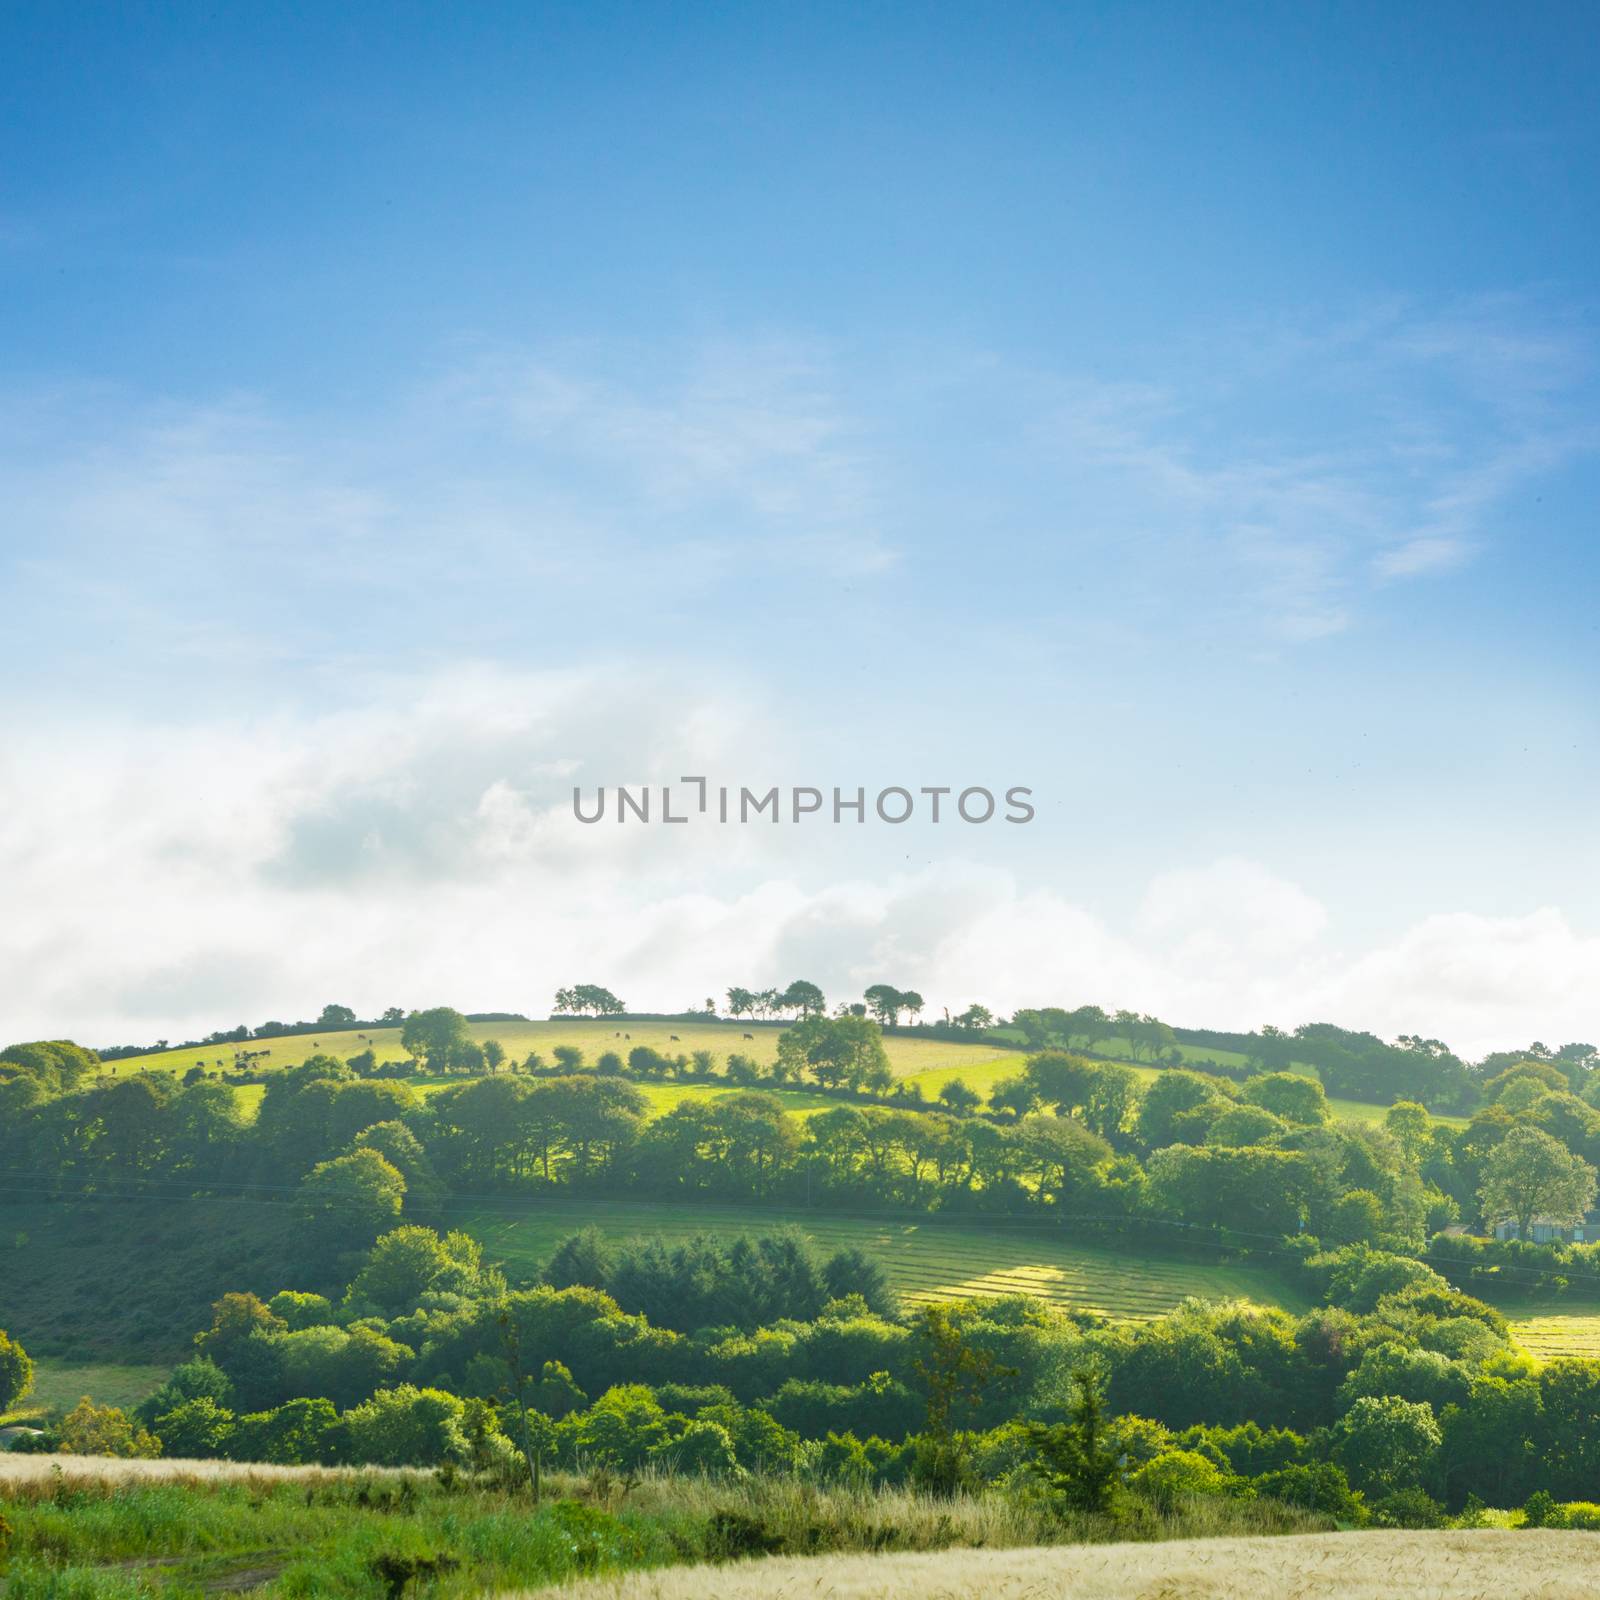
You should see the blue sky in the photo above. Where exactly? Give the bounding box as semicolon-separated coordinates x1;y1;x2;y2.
2;2;1597;1051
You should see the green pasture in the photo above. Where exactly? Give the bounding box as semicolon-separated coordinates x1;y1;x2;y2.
105;1017;1012;1082
1;1359;168;1426
449;1196;1305;1324
1506;1305;1600;1363
108;1017;1463;1133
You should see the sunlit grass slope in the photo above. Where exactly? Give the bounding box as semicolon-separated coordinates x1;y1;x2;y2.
452;1196;1304;1322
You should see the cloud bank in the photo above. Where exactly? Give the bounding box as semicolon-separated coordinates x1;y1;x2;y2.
1;665;1595;1059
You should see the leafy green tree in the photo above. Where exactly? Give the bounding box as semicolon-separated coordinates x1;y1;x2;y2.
780;980;826;1018
553;985;625;1017
954;1003;994;1032
0;1328;33;1413
400;1007;471;1070
988;1075;1038;1120
152;1397;235;1459
343;1385;468;1467
0;1039;99;1092
349;1225;482;1314
1329;1394;1440;1497
195;1293;287;1365
296;1149;406;1251
1023;1050;1100;1115
1135;1071;1229;1149
1479;1125;1597;1239
862;985;906;1027
910;1303;1015;1492
777;1014;889;1092
1385;1101;1433;1164
318;1003;357;1029
937;1079;981;1116
1242;1072;1329;1127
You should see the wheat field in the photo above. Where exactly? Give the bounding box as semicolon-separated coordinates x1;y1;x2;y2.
526;1530;1600;1600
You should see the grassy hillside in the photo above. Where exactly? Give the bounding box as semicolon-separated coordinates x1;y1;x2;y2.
0;1200;317;1364
113;1016;1464;1132
104;1018;1012;1083
450;1196;1307;1322
530;1530;1595;1600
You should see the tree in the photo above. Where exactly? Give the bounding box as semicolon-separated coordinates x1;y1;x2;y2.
780;979;827;1018
1479;1125;1597;1239
726;987;756;1019
553;985;625;1017
343;1385;468;1467
862;985;905;1027
297;1149;406;1251
318;1003;357;1029
1329;1394;1440;1497
0;1328;33;1413
1242;1072;1329;1127
911;1303;1014;1493
400;1007;471;1070
194;1293;287;1366
777;1015;889;1092
954;1003;994;1033
899;990;925;1023
937;1079;981;1116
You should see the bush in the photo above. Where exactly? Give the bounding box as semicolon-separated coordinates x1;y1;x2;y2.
1555;1501;1600;1530
1252;1461;1365;1523
1130;1449;1232;1508
1370;1487;1446;1528
343;1385;467;1467
56;1398;161;1459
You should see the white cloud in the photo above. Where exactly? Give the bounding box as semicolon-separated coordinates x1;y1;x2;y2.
0;676;1594;1059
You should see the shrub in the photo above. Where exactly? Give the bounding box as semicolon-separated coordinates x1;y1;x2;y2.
1252;1461;1365;1522
56;1398;161;1459
1130;1449;1232;1508
1370;1487;1446;1528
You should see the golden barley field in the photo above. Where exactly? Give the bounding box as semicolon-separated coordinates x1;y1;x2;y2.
526;1530;1600;1600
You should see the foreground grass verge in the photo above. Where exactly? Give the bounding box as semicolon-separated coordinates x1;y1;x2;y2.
0;1459;1328;1600
522;1529;1599;1600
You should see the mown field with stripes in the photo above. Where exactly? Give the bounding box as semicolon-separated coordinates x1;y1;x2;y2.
450;1197;1307;1322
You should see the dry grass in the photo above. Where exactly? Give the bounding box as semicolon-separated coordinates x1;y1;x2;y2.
521;1530;1600;1600
0;1452;415;1484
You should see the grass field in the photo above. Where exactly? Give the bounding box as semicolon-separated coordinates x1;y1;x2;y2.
105;1018;1013;1081
1;1359;168;1425
531;1530;1596;1600
450;1196;1305;1322
1505;1303;1600;1361
105;1018;1467;1133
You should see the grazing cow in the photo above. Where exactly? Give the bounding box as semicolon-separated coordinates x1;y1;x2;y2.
743;1032;754;1040
670;1034;680;1041
625;1033;631;1040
